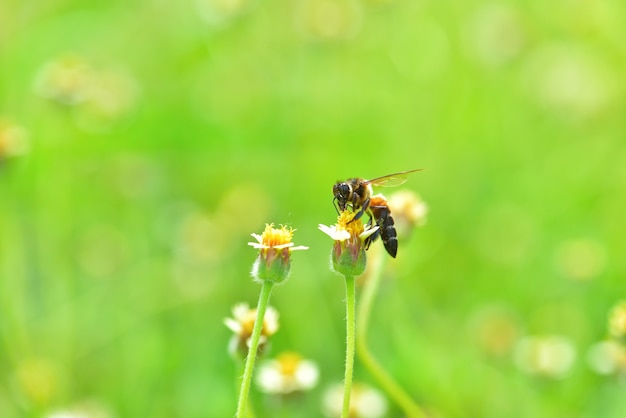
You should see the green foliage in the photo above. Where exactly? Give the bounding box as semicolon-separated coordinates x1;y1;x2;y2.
1;0;626;416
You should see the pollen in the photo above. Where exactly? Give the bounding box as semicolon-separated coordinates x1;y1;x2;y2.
260;223;294;247
337;210;365;237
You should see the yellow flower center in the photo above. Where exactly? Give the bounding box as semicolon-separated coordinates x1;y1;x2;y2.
337;210;365;238
277;352;302;376
261;223;294;247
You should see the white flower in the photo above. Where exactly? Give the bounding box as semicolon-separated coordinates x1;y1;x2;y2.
224;303;279;358
318;211;379;276
587;340;626;375
317;221;378;242
322;382;388;418
256;352;319;394
513;335;576;378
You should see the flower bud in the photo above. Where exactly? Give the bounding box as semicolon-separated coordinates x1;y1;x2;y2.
248;224;308;284
319;211;378;278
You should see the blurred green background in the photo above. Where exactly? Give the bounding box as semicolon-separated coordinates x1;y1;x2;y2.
1;0;626;416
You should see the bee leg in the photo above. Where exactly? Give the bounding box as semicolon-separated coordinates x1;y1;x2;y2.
333;197;341;215
364;228;380;250
352;198;370;221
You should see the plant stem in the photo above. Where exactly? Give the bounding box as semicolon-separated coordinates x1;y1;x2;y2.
235;281;274;418
235;361;256;418
342;274;356;418
356;250;427;418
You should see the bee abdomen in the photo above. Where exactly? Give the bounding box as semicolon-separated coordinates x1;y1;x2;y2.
379;211;398;258
370;198;398;258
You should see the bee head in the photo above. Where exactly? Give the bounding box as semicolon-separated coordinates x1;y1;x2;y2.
333;181;352;211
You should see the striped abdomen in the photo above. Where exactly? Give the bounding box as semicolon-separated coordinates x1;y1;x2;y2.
369;195;398;258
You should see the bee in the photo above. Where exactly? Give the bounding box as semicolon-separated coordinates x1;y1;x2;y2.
332;169;421;258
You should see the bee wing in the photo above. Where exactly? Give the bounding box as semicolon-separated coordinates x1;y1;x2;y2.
366;169;422;187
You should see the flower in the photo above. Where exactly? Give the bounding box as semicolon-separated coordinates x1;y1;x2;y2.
608;301;626;343
224;303;279;359
249;224;308;283
33;54;93;106
256;351;319;395
319;210;378;277
322;382;388;418
513;335;576;378
587;340;626;376
387;190;428;239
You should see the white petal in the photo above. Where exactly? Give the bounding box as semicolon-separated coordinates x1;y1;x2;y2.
224;318;242;334
256;361;284;393
232;303;251;321
263;307;280;334
295;360;319;389
359;225;379;240
248;242;270;249
318;224;350;241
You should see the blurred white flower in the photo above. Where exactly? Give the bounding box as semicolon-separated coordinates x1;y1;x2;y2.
224;302;279;358
322;382;387;418
33;54;138;132
73;68;138;133
256;352;319;394
34;54;93;106
387;190;428;238
587;340;626;376
513;335;576;378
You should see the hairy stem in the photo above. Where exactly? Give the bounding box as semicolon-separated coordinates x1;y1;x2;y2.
342;274;356;418
235;281;274;418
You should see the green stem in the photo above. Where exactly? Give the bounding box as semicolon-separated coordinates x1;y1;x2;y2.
342;275;356;418
356;251;427;418
235;361;256;418
235;281;274;418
